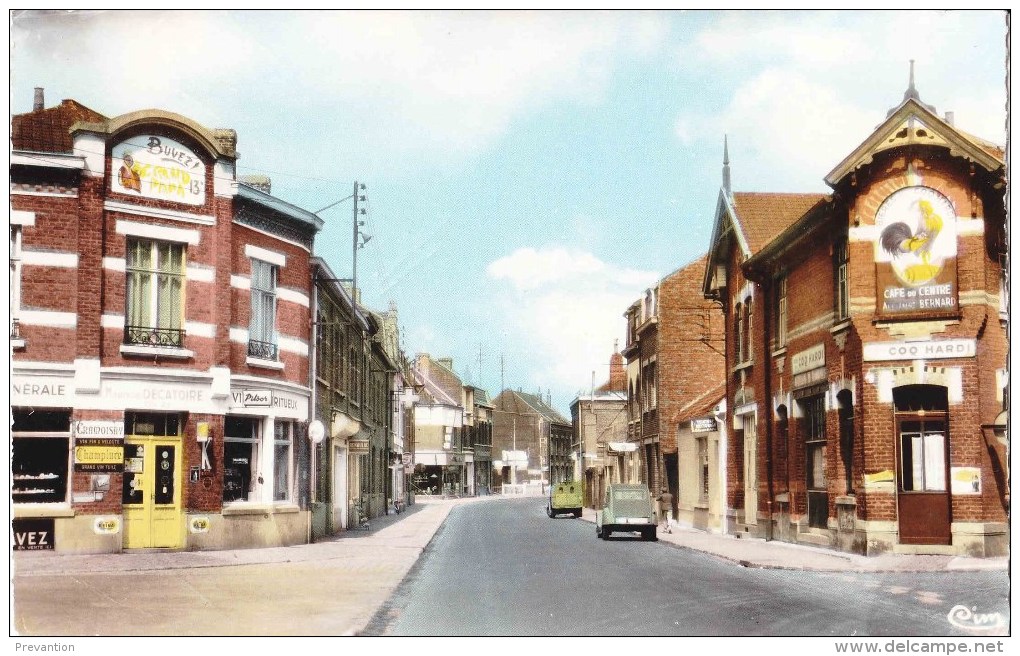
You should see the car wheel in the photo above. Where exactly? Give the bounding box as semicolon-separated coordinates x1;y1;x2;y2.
573;510;582;519
547;505;554;518
595;525;602;539
644;528;657;542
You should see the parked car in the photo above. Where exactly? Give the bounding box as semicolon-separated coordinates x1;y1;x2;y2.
595;483;656;541
547;480;583;518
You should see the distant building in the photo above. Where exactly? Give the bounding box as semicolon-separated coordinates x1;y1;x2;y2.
410;355;467;496
570;343;629;507
622;255;726;505
492;389;572;487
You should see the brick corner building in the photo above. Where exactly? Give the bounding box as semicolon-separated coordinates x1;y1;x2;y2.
11;89;322;553
703;70;1007;556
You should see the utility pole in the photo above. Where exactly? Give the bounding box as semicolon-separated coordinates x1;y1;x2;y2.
351;181;367;297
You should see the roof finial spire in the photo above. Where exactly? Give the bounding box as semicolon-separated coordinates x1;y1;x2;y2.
722;135;731;195
887;59;936;117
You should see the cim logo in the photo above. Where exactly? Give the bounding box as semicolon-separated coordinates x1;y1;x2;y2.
946;605;1006;632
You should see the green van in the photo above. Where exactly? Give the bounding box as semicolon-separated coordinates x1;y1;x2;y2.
547;481;583;518
595;483;657;541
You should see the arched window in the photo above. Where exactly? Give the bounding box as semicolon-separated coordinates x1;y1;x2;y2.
837;390;854;494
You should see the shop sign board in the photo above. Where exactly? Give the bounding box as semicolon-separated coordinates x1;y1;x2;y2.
862;338;976;362
691;417;718;433
791;344;825;376
12;376;74;406
73;420;125;440
950;467;982;495
112;135;206;205
13;518;54;551
874;186;959;317
229;387;307;420
74;437;125;472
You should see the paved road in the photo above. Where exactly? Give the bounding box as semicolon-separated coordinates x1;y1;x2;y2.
370;498;1010;637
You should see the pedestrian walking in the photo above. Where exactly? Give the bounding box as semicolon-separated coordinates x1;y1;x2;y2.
658;488;673;533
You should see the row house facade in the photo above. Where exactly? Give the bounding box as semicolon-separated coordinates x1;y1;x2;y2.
622;255;727;510
492;390;573;487
570;344;629;507
410;354;468;496
465;386;495;495
703;79;1007;556
11;91;322;553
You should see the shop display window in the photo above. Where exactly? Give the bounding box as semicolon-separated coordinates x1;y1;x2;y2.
224;416;260;503
12;409;71;504
273;421;293;502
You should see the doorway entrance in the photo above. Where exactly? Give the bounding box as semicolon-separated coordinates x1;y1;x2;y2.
122;412;183;549
894;385;951;545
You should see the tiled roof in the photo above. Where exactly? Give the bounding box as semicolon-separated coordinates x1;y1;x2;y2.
673;381;726;424
12;99;107;153
731;192;829;254
516;392;571;426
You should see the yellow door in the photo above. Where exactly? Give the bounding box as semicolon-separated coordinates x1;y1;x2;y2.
123;437;182;549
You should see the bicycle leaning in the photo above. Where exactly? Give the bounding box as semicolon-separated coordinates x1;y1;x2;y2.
350;498;370;530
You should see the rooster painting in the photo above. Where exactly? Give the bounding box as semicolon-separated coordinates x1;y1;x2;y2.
879;198;944;284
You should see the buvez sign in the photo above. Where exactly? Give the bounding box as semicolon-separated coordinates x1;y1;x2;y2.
13;518;54;551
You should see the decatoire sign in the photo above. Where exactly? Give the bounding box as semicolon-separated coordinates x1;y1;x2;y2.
112;136;206;205
874;186;958;317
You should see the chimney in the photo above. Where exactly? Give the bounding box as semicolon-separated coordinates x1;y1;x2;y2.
438;357;454;371
33;87;44;112
944;111;955;126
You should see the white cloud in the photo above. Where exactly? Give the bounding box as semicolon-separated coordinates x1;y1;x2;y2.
677;11;1006;191
485;246;658;398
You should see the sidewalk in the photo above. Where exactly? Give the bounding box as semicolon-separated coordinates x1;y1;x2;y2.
578;508;1008;573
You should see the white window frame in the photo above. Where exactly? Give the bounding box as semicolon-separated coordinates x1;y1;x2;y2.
273;420;294;502
125;238;186;345
835;235;849;322
223;417;263;504
248;258;279;360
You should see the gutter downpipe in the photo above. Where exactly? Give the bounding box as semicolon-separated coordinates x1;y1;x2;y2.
308;266;320;545
753;264;776;542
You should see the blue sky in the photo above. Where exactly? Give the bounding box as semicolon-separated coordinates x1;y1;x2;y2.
11;9;1008;414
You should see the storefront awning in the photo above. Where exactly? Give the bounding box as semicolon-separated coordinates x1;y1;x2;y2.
607;442;637;453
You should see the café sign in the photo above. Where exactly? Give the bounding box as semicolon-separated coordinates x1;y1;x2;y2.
691;417;718;433
874;186;958;317
863;338;976;362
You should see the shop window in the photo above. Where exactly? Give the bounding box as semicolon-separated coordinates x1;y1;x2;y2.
899;421;947;492
125;411;180;436
775;274;788;349
834;235;849;322
12;409;71;504
125;239;185;347
274;420;294;502
224;416;261;503
249;258;278;360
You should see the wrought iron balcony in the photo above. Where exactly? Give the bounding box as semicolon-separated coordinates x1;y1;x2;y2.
124;325;185;348
248;339;279;361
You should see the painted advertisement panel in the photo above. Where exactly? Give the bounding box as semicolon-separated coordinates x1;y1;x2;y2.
874;186;958;316
112;136;206;205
